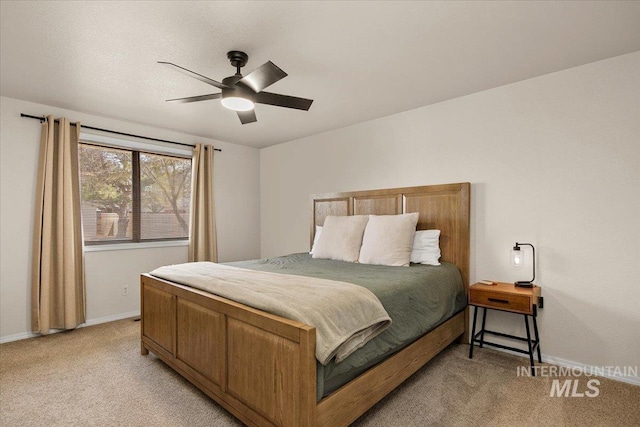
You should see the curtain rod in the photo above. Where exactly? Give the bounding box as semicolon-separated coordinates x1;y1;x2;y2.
20;113;222;152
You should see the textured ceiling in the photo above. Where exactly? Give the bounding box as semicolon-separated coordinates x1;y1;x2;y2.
2;1;640;148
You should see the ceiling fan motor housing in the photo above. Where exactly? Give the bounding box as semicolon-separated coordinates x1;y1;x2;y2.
221;75;256;102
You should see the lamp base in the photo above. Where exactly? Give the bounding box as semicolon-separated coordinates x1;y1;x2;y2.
514;281;534;288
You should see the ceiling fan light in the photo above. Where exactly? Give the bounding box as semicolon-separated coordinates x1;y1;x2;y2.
221;96;254;111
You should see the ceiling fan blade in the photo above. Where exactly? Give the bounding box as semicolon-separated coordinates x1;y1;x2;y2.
237;61;287;93
166;93;222;103
158;61;230;90
237;109;257;125
255;91;313;111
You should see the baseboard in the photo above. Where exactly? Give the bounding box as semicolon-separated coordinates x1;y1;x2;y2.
542;353;640;387
472;344;640;387
83;311;140;327
0;331;39;344
0;310;140;344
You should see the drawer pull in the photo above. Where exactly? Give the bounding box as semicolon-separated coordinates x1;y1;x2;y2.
488;298;510;304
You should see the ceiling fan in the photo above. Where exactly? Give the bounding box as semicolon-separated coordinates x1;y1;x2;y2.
159;51;313;124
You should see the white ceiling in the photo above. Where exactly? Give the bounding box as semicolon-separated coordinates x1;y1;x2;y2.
2;1;640;149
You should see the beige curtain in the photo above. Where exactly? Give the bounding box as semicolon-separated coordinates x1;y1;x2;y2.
31;116;86;334
189;143;218;262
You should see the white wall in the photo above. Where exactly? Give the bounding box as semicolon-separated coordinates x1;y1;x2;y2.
260;52;640;380
0;96;261;341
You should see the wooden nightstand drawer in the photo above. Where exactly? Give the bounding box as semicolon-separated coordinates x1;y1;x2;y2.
469;288;531;314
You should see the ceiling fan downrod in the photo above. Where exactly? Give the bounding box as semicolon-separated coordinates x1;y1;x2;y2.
227;50;248;76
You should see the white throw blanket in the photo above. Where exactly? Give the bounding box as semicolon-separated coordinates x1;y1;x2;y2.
150;262;391;364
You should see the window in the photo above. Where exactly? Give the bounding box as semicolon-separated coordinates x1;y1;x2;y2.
79;142;191;245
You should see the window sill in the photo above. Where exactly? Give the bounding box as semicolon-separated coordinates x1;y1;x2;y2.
83;240;189;252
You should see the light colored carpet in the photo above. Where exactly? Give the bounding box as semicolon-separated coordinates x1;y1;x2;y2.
1;318;638;426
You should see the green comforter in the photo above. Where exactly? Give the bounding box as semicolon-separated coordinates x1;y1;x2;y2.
225;253;466;400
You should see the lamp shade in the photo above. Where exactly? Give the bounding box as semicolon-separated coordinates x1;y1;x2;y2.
512;246;524;266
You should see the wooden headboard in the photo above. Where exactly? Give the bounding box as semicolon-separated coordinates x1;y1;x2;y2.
311;182;470;288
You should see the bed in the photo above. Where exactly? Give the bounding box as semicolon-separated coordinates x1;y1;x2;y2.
140;182;470;427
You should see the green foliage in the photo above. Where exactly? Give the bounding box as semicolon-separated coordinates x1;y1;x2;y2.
79;145;132;218
79;145;192;237
141;153;191;233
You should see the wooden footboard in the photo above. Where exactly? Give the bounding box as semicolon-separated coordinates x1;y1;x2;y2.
141;274;317;427
142;273;465;427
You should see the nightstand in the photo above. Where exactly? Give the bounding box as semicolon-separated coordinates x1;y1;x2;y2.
468;282;543;374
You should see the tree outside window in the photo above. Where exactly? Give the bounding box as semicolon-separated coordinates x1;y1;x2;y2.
79;144;191;244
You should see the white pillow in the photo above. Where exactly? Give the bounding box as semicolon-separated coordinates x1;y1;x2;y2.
410;229;441;265
309;225;322;254
358;213;419;267
312;215;369;262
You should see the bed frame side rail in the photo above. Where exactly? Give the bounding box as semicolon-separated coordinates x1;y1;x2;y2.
316;311;465;427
